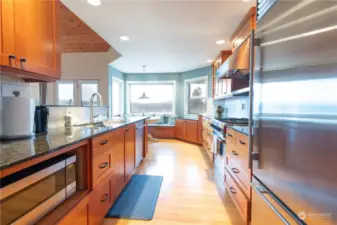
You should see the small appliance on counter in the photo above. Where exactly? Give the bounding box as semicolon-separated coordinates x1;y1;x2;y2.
215;105;224;120
1;91;36;140
34;105;49;134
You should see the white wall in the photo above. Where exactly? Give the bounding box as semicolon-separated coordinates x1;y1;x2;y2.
47;49;120;105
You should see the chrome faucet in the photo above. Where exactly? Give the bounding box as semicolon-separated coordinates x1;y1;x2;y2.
90;92;103;124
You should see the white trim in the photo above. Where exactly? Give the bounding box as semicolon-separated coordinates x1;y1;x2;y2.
184;76;208;116
126;80;176;114
111;77;125;116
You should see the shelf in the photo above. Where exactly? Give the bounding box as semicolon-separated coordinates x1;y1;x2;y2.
37;190;89;225
213;87;250;101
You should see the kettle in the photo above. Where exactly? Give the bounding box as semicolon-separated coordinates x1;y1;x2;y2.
1;91;36;139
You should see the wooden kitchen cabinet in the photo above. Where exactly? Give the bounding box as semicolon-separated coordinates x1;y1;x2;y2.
175;119;185;140
111;128;126;197
184;120;198;143
175;119;198;143
125;124;136;182
0;0;61;81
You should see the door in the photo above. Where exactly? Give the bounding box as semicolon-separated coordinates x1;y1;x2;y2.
251;177;301;225
13;0;60;78
184;120;198;143
135;121;145;168
124;124;135;182
0;0;15;67
253;1;337;224
111;128;125;195
175;119;185;140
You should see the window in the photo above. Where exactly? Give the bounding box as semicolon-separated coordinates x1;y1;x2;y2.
56;80;99;106
112;77;124;116
127;81;176;114
79;80;98;106
184;76;208;115
57;81;75;105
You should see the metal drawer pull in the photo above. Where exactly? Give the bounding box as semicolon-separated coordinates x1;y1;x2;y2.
229;187;237;194
125;129;130;132
232;168;240;174
232;151;238;156
9;54;16;60
101;193;109;202
100;140;108;145
239;140;246;145
99;162;109;169
228;133;233;137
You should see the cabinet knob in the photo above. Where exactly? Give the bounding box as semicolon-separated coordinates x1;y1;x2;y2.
9;54;16;60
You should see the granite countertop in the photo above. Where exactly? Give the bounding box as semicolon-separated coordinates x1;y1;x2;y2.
228;125;249;136
0;117;149;171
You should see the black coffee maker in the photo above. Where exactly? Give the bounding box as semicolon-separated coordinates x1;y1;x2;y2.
35;105;49;134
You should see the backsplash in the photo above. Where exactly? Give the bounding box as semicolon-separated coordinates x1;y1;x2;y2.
48;106;109;129
213;96;249;119
0;76;40;104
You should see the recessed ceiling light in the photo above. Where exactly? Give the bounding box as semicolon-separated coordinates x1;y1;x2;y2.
207;59;213;63
216;40;226;45
87;0;101;6
242;0;251;2
120;36;130;41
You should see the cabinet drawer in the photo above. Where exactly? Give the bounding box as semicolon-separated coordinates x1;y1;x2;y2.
92;150;112;187
92;132;113;158
226;128;235;145
224;169;250;223
226;150;251;196
235;132;249;156
89;178;111;225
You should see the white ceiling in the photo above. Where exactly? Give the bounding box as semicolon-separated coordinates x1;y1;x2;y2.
61;0;255;73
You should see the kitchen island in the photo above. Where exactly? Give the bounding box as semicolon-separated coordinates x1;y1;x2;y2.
0;117;149;225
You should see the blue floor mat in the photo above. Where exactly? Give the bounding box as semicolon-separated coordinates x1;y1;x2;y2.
106;174;163;220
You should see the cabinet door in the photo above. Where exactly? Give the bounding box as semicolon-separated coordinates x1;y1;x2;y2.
111;128;125;196
184;120;198;143
175;119;185;140
58;196;89;225
89;178;111;225
144;123;149;157
13;0;60;78
125;124;135;182
0;0;16;67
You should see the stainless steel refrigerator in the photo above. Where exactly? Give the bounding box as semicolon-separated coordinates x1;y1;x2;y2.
250;0;337;224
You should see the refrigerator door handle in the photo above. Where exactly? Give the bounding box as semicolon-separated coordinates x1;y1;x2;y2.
251;183;291;225
251;181;304;225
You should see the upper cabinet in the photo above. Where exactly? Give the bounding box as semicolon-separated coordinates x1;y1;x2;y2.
0;0;61;81
230;7;256;52
212;51;231;98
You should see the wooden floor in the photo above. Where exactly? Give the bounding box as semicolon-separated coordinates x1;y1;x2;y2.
103;139;244;225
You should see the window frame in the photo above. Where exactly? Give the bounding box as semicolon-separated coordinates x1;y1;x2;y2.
78;80;99;106
55;79;99;106
126;80;176;115
56;80;76;106
111;77;125;116
184;76;208;116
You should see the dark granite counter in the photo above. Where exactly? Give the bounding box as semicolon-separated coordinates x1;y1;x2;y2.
0;117;149;171
229;125;249;136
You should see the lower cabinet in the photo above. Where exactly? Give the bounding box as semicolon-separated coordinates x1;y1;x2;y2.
175;119;198;143
125;124;136;182
88;178;112;225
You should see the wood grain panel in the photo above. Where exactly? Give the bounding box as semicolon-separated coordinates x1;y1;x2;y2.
60;3;110;53
148;126;175;139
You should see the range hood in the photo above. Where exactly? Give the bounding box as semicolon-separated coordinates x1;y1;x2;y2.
216;36;251;79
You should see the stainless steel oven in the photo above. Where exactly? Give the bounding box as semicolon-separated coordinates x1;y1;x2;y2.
0;155;77;225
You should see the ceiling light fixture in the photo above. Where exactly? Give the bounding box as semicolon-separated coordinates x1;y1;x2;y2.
216;40;226;45
242;0;251;2
207;59;213;63
87;0;101;6
120;36;130;41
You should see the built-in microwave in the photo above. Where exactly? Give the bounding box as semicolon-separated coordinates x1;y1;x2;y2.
0;155;77;225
